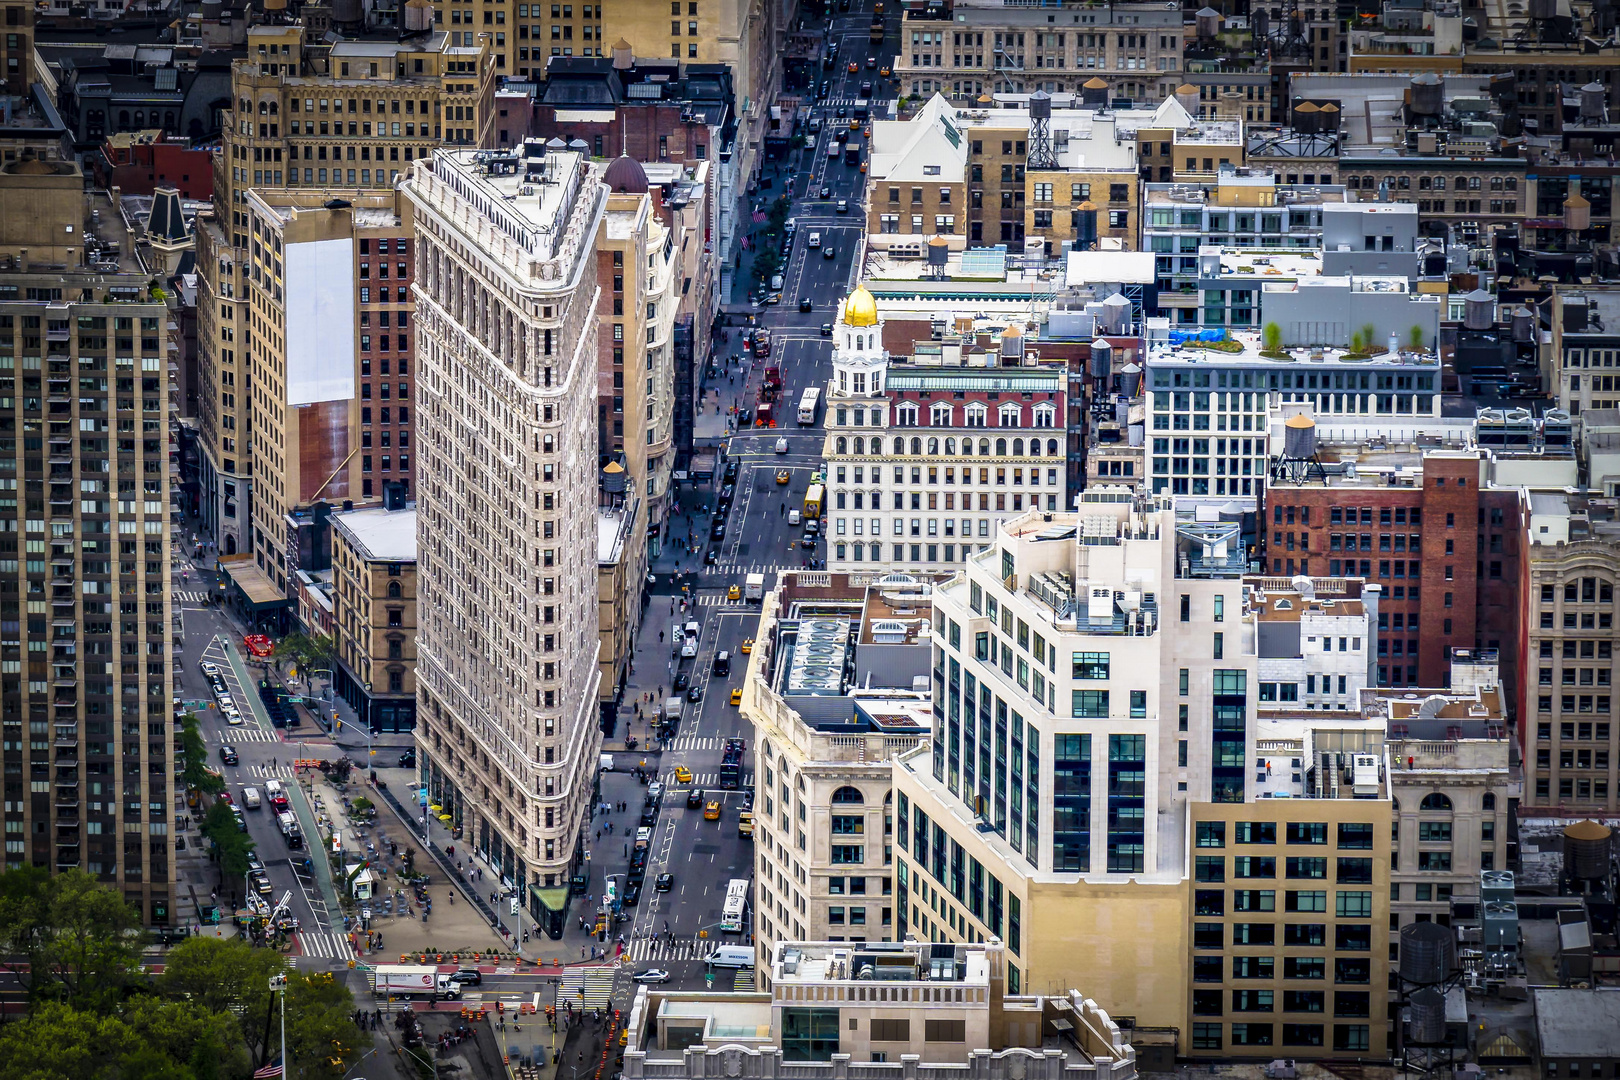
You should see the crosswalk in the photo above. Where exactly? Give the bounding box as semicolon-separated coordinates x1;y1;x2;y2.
248;763;298;779
212;725;281;743
664;736;738;753
661;771;752;789
557;966;616;1009
688;591;783;607
299;930;357;961
626;935;709;963
174;590;212;605
699;562;797;576
733;967;757;991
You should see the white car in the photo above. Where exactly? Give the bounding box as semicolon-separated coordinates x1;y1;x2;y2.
775;437;789;454
632;969;671;984
224;709;244;726
807;231;821;248
216;694;235;711
200;662;220;678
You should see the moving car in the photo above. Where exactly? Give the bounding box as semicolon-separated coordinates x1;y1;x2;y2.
219;745;239;766
837;199;850;213
807;231;821;248
867;56;877;68
821;323;833;336
686;787;703;808
823;245;837;259
704;800;722;821
710;521;727;541
775;437;789;454
799;296;813;312
397;748;416;767
450;969;483;986
730;687;743;706
623;881;642;906
740;638;754;654
687;686;704;704
674;766;693;784
788;509;802;525
776;468;791;484
847;60;858;72
674;671;690;692
704;549;720;566
656;873;675;892
818;184;832;199
727;584;741;601
632;969;671;984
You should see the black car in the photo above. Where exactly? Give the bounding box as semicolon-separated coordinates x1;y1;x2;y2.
723;460;739;482
450;969;483;986
656;873;675;892
674;671;690;692
710;522;727;541
822;323;834;336
835;107;847;119
688;686;704;704
687;788;704;809
629;849;648;872
800;297;813;312
835;128;849;143
718;484;735;506
737;408;752;425
623;881;642;906
219;745;239;766
823;245;837;259
704;548;720;566
819;185;832;198
640;806;658;827
397;748;416;767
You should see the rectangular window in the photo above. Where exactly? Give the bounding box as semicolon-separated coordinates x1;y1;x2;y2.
1072;690;1109;718
1072;652;1110;680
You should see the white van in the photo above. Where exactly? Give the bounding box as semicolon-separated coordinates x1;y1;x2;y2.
807;231;821;248
600;753;615;773
242;787;262;810
788;509;802;526
769;274;784;292
705;945;756;968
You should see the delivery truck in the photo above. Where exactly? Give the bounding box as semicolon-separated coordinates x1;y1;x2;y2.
373;964;462;1000
745;573;766;601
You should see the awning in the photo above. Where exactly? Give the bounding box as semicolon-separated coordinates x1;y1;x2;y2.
219;557;292;609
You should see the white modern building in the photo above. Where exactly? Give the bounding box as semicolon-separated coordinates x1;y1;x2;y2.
1250;576;1379;712
402;143;606;938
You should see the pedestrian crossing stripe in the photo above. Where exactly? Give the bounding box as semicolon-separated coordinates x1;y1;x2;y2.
556;967;616;1009
174;590;212;605
214;726;281;743
299;930;357;961
734;967;757;991
248;764;298;778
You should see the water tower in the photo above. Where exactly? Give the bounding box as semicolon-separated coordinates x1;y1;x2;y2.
1026;91;1057;170
1270;413;1325;483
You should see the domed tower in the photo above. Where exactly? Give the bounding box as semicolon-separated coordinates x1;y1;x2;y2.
833;284;887;397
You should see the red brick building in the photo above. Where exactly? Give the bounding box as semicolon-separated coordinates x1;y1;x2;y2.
1266;449;1522;694
97;131;214;199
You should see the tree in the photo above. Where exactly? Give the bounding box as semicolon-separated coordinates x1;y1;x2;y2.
1262;322;1283;354
284;971;365;1080
1409;324;1426;350
180;715;224;795
201;800;258;884
272;633;334;678
159;937;287;1062
1360;323;1377;351
0;868;146;1011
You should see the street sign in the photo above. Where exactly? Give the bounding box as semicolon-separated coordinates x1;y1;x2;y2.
510;897;519;916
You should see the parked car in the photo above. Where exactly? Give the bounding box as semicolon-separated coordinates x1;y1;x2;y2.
674;671;690;692
397;748;416;767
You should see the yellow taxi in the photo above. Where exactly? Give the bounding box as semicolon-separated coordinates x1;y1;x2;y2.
880;65;891;77
674;765;693;784
727;584;741;601
730;687;743;706
704;800;721;821
620;1029;630;1047
775;468;791;484
740;638;754;654
847;60;858;73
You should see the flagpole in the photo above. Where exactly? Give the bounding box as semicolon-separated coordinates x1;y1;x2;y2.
280;975;288;1078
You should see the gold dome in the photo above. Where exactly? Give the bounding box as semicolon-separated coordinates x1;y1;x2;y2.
844;285;879;328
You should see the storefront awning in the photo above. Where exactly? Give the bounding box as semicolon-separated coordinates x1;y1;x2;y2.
219;557;293;609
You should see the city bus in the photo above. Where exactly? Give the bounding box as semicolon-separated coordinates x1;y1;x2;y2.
797;386;821;425
720;879;750;934
804;483;824;518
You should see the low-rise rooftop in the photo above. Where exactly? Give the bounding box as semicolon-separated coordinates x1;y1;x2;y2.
331;506;417;563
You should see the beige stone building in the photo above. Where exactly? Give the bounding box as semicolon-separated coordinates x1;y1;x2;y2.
741;573;936;975
0;162;174;926
895;0;1184;104
402;142;606;937
329;505;419;733
195;22;495;575
1521;490;1620;815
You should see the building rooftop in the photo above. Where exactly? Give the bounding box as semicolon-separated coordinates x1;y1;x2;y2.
1202;246;1326;282
597;506;631;564
1533;989;1620;1059
331;506;417;563
413;143;602;266
1147;327;1439;369
769;939;991;988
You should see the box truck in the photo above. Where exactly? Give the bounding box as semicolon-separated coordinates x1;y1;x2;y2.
745;573;765;601
373;965;462;1000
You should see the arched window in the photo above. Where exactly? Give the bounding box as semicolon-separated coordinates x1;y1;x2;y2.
387;581;402;598
1012;438;1024;455
962;439;973;456
910;437;922;455
978;438;991;456
1029;440;1041;457
836;437;848;454
870;437;883;454
1420;793;1453;811
927;437;939;455
1047;439;1059;456
995;438;1007;456
832;785;864;804
945;437;956;454
853;436;865;454
1483;793;1496;811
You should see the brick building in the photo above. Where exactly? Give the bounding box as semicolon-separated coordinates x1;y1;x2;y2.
1265;449;1516;690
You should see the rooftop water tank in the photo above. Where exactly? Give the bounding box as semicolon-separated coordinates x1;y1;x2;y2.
1463;289;1495;331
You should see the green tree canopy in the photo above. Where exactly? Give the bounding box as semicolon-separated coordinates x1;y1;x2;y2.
200;800;257;882
0;868;145;1011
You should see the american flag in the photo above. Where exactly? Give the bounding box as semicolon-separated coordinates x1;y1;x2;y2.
253;1060;284;1079
751;210;767;223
